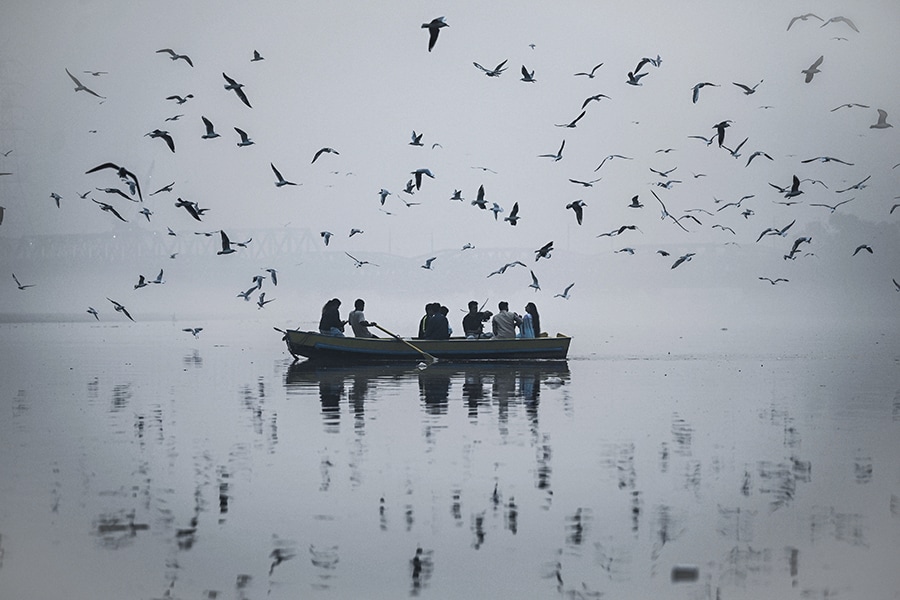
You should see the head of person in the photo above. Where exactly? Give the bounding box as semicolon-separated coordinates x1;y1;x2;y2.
439;305;449;316
468;300;478;311
498;301;509;312
355;298;365;310
525;302;537;316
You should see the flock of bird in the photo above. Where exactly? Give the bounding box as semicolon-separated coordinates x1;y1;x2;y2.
2;9;899;325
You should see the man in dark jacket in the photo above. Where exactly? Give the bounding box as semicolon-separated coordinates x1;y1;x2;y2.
423;304;450;339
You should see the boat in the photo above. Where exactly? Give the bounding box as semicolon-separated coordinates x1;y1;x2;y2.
283;329;571;363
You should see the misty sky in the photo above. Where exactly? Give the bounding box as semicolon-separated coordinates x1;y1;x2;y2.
1;1;898;330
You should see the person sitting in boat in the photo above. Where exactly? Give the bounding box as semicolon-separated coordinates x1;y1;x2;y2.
319;298;346;336
462;300;493;339
348;298;377;337
518;302;540;338
416;302;439;339
491;301;521;339
423;304;450;339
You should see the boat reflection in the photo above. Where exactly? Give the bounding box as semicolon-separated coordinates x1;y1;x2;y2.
285;361;570;426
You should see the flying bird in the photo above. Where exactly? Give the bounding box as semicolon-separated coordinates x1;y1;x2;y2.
756;219;796;242
574;63;603;78
836;175;870;193
251;50;264;62
691;82;718;103
345;252;378;268
422;16;448;52
520;66;537;82
200;116;220;139
411;168;434;189
504;202;520;226
628;195;643;209
852;244;873;256
421;257;437;270
801;156;853;165
746;151;773;166
802;55;824;83
770;175;803;198
166;94;193;104
568;177;601;187
378;188;391;205
234;127;254;146
182;327;203;338
555;111;586;128
787;13;823;30
349;228;364;237
271;163;298;187
50;192;62;208
554;283;574;299
91;199;128;222
133;274;148;289
821;16;859;32
320;231;333;246
222;72;252;107
473;60;508;77
409;131;424;146
12;273;34;290
581;93;610;109
732;80;763;94
759;277;789;285
809;198;854;212
784;236;812;260
538;139;565;161
174;198;203;221
85;162;143;202
625;71;647;86
257;292;275;309
472;185;488;209
107;297;134;321
312;147;339;163
528;270;541;292
831;103;869;111
156;48;193;66
145;129;175;152
87;307;99;320
565;200;587;225
671;253;695;269
870;109;892;129
65;68;105;99
534;241;554;261
487;261;527;277
595;154;632;171
712;120;731;147
217;230;237;255
489;203;503;220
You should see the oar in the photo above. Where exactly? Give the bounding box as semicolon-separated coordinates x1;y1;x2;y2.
373;324;438;364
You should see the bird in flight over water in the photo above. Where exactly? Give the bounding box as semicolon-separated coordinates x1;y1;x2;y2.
422;17;448;52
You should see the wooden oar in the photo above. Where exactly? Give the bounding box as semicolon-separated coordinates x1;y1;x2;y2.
373;324;438;364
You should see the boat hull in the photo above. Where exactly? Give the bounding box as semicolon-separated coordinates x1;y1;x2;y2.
284;330;571;363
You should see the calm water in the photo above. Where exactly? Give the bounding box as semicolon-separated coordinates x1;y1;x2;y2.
1;321;898;599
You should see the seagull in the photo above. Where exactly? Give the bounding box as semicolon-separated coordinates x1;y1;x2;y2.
574;63;603;78
402;179;416;194
691;82;718;103
656;250;671;257
257;292;275;309
746;151;773;166
594;154;632;171
151;269;164;284
200;116;220;139
625;71;647;86
520;65;536;82
421;257;437;270
722;137;748;159
836;175;870;193
217;230;237;255
473;60;508;77
150;183;175;197
528;270;541;292
87;306;99;320
628;195;643;209
784;236;812;260
411;168;434;190
581;93;611;109
251;50;264;62
889;202;900;214
555;111;586;128
770;175;803;198
50;192;62;207
145;129;175;152
222;72;252;108
831;103;869;111
490;203;503;220
472;185;488;209
85;162;143;202
566;200;586;225
671;253;695;269
450;189;463;201
182;327;203;338
271;163;298;187
504;202;520;226
134;274;148;289
409;131;424;146
461;243;475;250
320;231;333;246
615;247;635;255
809;199;855;213
107;297;134;321
893;279;900;292
712;224;736;234
534;241;554;261
345;252;378;268
91;199;128;222
852;244;873;256
656;179;683;189
65;68;105;98
166;94;194;104
756;219;796;242
139;207;152;221
787;13;823;30
312;147;339;163
802;56;824;83
422;16;448;52
487;261;527;277
597;224;641;237
538;139;565;161
174;198;203;221
650;166;677;177
95;186;136;203
156;48;193;66
650;190;690;233
237;289;254;301
12;273;34;290
732;80;763;94
801;155;853;165
759;277;789;285
568;177;601;187
712;120;732;147
821;16;859;32
554;283;574;299
349;228;364;237
870;109;892;129
377;188;391;205
234;127;254;146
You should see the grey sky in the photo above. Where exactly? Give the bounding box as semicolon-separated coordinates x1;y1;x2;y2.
1;1;898;328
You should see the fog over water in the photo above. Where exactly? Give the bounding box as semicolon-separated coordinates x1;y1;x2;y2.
1;1;899;598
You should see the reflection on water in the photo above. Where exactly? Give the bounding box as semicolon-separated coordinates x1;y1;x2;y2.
0;323;898;599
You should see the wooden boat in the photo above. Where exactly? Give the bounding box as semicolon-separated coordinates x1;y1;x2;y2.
283;329;571;363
